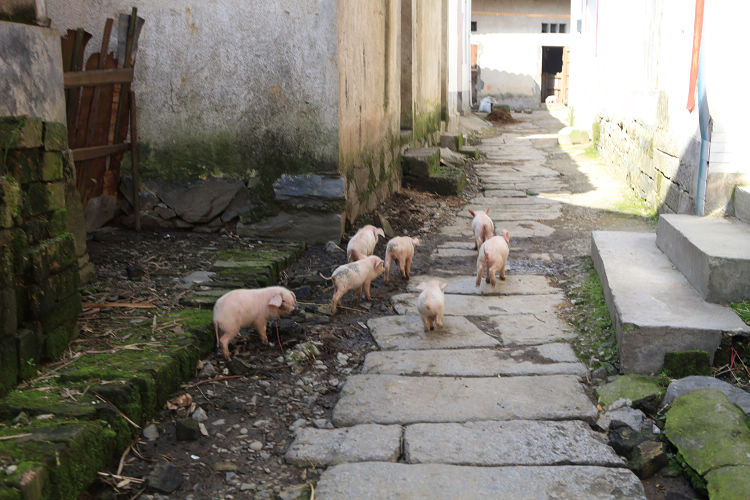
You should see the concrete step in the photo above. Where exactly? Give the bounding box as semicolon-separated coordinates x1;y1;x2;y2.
316;463;645;500
735;185;750;224
332;374;597;426
591;231;749;374
361;345;587;377
656;214;750;303
403;420;623;466
391;292;564;317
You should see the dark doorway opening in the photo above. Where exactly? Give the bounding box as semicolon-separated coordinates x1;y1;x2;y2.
541;46;563;102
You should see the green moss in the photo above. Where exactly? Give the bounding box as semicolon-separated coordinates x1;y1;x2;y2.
706;465;750;500
0;117;42;152
42;122;68;152
665;389;750;476
662;350;711;378
569;258;618;370
614;188;658;223
596;375;665;409
591;119;601;146
0;176;21;228
412;104;441;143
731;301;750;326
41;153;62;182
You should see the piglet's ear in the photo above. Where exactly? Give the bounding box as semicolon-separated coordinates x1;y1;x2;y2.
268;294;283;308
439;282;448;291
416;282;427;290
375;228;385;238
413;238;420;246
468;209;476;217
485;207;491;215
375;260;384;271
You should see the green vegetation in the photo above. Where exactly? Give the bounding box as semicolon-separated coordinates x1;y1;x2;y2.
731;301;750;325
568;258;619;371
614;189;658;223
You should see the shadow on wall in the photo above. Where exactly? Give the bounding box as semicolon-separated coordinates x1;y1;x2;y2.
476;68;541;110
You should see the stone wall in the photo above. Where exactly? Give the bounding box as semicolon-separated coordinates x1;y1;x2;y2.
0;116;82;396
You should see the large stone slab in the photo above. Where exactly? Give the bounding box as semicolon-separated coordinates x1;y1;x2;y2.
656;214;750;303
662;376;750;415
432;247;476;258
316;463;645;500
362;345;586;377
404;420;623;466
407;274;555;296
735;185;750;225
284;424;401;466
273;173;346;211
487;312;576;345
237;210;343;244
591;231;748;374
367;315;499;350
392;293;565;317
440;219;554;239
332;374;598;426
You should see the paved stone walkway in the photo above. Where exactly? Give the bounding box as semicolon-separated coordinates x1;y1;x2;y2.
287;113;646;499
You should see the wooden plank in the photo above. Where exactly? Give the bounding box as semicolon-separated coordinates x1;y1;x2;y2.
72;143;130;162
113;8;138;145
64;68;133;88
85;18;114;147
129;90;141;231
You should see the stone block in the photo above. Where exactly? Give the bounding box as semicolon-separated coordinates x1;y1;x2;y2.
0;176;21;228
49;209;67;237
596;375;665;413
43;121;68;151
705;465;750;500
458;146;479;159
273;173;346;211
286;424;402;465
401;148;440;178
25;234;76;284
706;171;749;215
237;210;343;244
0;289;16;338
405;165;465;195
6;148;41;183
735;185;750;225
439;133;463;151
16;327;42;379
41;292;81;333
41;152;62;181
155;177;244;224
662;350;710;378
0;335;19;396
662;376;750;415
653;149;679;180
0;116;42;149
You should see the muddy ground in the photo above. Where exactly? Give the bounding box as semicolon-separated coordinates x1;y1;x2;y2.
77;119;696;499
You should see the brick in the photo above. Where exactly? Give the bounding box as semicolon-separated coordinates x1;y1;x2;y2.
28;272;79;318
0;176;21;228
0;116;43;149
43;121;68;151
49;209;68;237
41;290;81;332
41;152;63;181
44;321;76;360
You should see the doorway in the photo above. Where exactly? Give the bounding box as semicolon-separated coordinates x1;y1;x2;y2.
541;46;563;103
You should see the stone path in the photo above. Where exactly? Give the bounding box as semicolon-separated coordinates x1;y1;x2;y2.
287;113;646;498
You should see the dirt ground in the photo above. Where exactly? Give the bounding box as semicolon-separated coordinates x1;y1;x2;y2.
77;117;698;499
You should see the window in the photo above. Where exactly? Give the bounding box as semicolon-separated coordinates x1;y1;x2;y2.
550;23;558;33
471;21;477;32
559;23;566;33
541;23;548;33
543;23;567;34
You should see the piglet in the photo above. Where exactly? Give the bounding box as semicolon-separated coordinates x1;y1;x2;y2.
346;225;385;262
320;254;385;314
416;280;447;332
468;207;494;250
213;286;297;361
384;236;420;284
475;230;510;287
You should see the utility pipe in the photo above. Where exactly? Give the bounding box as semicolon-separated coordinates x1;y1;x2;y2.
695;40;710;216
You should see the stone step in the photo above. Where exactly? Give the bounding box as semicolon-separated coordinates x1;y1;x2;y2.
440;219;555;238
391;292;564;317
284;424;401;466
735;185;750;224
367;315;499;350
362;345;586;377
404;420;623;466
315;463;645;500
656;214;750;303
332;374;597;426
591;231;749;374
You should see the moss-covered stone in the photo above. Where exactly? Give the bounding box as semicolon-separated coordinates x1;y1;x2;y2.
40;153;62;182
0;336;18;397
5;149;41;184
0;177;21;228
16;328;42;380
662;350;711;378
705;465;750;500
0;117;43;150
48;210;67;238
0;289;16;341
0;389;97;420
42;122;68;152
412;104;442;143
401;149;440;178
596;374;665;409
664;389;750;476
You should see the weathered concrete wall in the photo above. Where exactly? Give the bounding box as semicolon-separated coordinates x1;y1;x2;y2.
338;0;402;223
443;0;472;130
0;0;49;25
568;0;748;215
412;0;444;141
47;0;340;188
471;0;570;109
0;21;65;123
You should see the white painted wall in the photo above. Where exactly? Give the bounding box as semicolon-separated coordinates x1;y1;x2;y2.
444;0;472;127
471;0;570;108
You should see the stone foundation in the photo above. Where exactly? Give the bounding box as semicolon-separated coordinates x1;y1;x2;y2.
0;116;82;396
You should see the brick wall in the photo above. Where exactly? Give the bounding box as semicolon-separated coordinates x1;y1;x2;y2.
0;116;81;396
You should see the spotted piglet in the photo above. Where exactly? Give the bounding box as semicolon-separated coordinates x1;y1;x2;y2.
213;286;298;361
320;254;385;314
475;230;510;287
416;280;447;332
384;236;420;284
346;225;385;262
